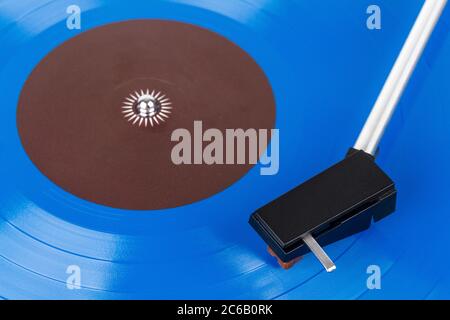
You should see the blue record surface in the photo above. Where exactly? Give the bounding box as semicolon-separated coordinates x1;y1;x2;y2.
0;0;450;299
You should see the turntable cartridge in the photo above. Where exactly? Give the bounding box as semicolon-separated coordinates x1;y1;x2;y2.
249;0;447;271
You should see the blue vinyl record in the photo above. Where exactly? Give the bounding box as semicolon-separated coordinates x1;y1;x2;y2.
1;0;450;299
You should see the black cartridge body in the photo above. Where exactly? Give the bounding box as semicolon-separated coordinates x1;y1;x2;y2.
249;149;396;262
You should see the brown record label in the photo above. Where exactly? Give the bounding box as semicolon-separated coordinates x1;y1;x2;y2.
17;20;276;210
